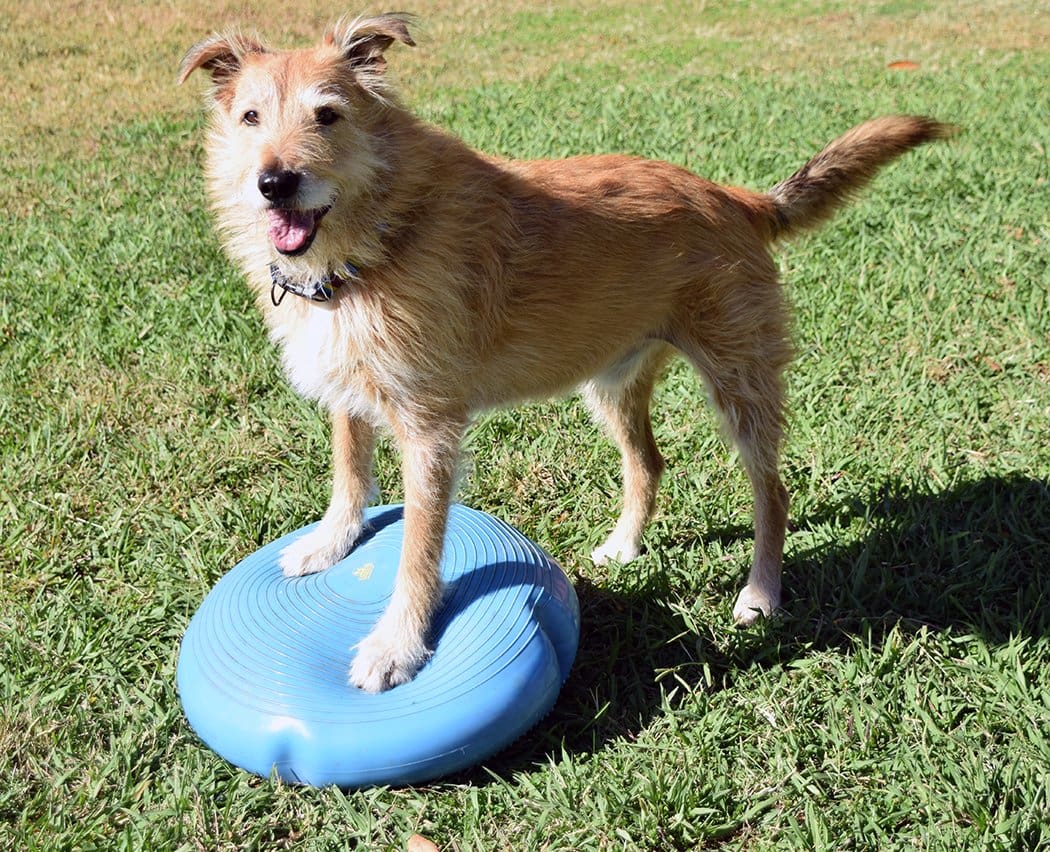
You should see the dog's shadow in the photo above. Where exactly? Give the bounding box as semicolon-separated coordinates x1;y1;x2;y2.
455;474;1050;784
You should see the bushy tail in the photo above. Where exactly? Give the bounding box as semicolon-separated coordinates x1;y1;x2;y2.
765;115;953;241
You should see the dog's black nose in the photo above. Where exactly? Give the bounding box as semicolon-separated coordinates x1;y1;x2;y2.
258;169;301;203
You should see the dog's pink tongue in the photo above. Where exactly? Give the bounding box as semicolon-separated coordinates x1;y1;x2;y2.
267;209;315;253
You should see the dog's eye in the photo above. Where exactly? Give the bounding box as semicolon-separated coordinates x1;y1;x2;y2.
315;107;339;126
241;110;259;127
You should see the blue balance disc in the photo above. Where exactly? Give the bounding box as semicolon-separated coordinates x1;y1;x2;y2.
177;504;579;788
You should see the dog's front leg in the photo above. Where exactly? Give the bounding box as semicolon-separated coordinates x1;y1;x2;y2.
349;417;462;692
279;411;376;577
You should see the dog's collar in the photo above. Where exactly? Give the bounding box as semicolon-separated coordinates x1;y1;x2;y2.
269;261;361;306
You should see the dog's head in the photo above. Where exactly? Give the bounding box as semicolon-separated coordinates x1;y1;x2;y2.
179;15;414;263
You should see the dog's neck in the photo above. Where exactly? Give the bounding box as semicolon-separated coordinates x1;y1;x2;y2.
269;260;361;306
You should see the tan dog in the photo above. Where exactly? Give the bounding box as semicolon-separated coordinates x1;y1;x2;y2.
180;14;950;692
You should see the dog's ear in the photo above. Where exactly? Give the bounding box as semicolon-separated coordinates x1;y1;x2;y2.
178;33;267;90
326;13;415;88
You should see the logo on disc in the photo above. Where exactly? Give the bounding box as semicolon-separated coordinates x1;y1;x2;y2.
353;563;375;582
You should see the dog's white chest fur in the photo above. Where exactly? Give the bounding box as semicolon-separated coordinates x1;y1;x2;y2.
276;308;338;396
270;304;386;424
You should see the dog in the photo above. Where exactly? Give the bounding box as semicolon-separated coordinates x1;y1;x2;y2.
179;13;950;692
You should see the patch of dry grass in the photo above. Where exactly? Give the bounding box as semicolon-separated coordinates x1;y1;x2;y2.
2;0;1043;176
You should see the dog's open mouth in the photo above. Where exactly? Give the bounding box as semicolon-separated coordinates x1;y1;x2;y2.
267;206;330;256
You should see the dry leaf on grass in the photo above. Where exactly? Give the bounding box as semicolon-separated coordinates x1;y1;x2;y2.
407;834;440;852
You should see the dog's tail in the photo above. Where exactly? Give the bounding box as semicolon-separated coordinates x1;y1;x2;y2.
755;115;954;242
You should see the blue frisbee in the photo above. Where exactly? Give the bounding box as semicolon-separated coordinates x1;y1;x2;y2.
177;504;579;787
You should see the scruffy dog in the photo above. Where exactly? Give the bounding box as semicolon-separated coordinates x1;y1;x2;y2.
180;14;949;692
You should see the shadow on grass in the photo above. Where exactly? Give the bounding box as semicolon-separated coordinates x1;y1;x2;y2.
465;473;1050;783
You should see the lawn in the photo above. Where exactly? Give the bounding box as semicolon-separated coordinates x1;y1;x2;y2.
2;0;1048;848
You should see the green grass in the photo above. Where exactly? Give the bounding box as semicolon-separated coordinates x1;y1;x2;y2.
3;1;1049;848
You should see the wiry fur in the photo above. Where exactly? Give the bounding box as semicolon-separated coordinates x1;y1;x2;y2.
180;14;951;692
768;115;954;238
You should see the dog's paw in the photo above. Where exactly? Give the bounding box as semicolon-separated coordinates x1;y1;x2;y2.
349;618;431;693
590;531;641;566
732;584;780;626
279;521;363;578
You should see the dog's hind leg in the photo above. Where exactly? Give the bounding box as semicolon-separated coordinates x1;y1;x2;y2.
349;415;463;692
674;281;792;625
718;380;790;626
584;343;670;565
280;411;376;577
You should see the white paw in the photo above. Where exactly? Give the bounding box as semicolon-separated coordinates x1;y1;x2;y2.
349;616;431;693
279;521;363;578
590;531;641;566
732;584;780;626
